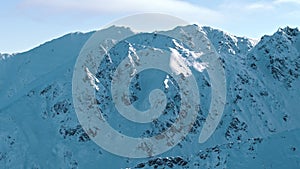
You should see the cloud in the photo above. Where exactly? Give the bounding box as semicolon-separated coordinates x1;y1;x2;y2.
19;0;224;24
246;2;274;10
16;0;299;39
274;0;300;4
219;0;275;11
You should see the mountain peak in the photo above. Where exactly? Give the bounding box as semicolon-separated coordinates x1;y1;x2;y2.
278;26;299;37
201;26;256;56
258;26;300;50
259;26;300;45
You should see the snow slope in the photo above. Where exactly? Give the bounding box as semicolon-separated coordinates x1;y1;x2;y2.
0;25;300;169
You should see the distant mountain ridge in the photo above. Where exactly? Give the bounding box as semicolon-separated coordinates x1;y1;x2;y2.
0;25;299;169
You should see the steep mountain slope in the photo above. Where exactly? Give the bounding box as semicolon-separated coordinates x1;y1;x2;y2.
0;25;299;169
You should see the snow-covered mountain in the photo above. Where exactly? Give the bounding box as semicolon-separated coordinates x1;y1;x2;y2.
1;25;300;169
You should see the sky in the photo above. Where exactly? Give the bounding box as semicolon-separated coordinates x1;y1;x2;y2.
0;0;300;54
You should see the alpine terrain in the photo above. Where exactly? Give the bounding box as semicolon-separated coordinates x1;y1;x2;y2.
0;25;300;169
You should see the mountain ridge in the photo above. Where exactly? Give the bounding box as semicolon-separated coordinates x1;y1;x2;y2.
0;24;299;169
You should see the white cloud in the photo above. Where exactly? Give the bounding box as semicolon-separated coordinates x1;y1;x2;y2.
246;2;274;10
19;0;224;24
219;1;274;11
274;0;300;4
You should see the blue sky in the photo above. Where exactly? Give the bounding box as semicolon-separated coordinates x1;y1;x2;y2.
1;0;299;54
